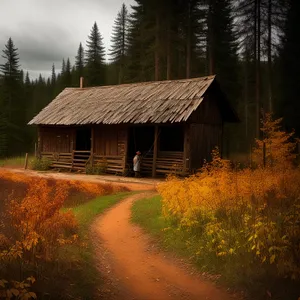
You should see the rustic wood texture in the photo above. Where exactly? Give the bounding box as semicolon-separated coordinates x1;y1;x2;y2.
183;125;190;173
188;93;222;124
40;127;73;153
93;154;125;174
190;123;222;172
94;125;127;156
28;76;225;126
41;152;73;170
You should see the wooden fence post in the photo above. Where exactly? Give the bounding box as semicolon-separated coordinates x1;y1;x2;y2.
34;142;37;158
24;153;28;170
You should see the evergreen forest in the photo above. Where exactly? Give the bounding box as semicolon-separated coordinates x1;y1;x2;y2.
0;0;299;158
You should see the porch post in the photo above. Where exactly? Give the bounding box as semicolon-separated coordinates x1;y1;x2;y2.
183;124;190;175
123;126;129;173
37;126;42;158
152;125;159;177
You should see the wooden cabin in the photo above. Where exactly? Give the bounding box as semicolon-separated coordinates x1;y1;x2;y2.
28;75;238;176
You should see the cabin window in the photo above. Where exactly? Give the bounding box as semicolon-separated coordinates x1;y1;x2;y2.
159;125;184;152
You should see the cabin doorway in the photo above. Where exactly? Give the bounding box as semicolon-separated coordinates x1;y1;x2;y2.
128;126;154;158
75;127;91;151
127;126;154;175
159;125;184;152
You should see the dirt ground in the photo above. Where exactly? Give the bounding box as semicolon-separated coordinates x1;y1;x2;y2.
0;168;158;191
92;193;237;300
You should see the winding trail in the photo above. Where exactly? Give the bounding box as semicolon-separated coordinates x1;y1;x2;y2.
92;192;236;300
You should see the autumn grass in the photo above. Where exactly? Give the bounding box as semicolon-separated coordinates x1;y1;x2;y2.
0;155;32;168
131;195;300;300
131;195;196;255
0;171;131;299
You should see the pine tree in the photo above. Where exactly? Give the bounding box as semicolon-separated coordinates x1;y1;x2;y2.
51;64;56;86
207;0;238;101
109;3;129;84
0;38;24;156
179;0;206;79
58;58;68;90
32;74;48;116
85;22;106;86
126;1;206;82
50;64;57;98
75;42;84;84
126;0;168;82
236;0;261;138
65;58;72;87
61;58;66;75
126;0;147;82
280;0;300;134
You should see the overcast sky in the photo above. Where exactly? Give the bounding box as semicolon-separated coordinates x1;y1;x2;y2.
0;0;134;80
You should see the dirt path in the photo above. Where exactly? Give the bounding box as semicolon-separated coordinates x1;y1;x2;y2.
0;168;157;191
92;193;236;300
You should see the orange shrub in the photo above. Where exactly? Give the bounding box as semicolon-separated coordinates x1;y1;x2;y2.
0;170;126;297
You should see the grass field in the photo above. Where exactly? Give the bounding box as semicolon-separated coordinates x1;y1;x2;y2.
131;195;300;300
0;156;30;168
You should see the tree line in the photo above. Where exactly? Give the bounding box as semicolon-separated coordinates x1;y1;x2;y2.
0;0;299;158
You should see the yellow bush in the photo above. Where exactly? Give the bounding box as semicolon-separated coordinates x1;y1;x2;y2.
158;115;300;280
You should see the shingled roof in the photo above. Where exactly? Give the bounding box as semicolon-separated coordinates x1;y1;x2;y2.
29;75;235;125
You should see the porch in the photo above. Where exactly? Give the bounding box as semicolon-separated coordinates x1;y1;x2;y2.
38;123;190;177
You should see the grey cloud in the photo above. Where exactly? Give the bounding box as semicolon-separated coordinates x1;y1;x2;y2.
0;0;134;79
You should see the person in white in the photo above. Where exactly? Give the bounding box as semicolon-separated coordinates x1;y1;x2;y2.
133;151;141;177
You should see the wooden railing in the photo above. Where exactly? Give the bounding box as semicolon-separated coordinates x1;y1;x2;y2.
41;151;91;171
156;151;184;175
93;154;125;174
131;151;185;176
41;150;185;176
41;152;73;169
141;154;153;175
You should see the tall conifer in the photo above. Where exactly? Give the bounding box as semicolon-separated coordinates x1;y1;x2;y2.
109;3;129;83
85;22;106;86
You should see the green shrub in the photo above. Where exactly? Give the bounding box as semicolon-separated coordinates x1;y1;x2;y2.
31;157;52;171
86;160;107;175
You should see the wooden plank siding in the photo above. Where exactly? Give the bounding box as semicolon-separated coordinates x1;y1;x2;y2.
40;126;74;153
93;125;127;174
188;93;222;125
188;90;223;172
189;124;222;172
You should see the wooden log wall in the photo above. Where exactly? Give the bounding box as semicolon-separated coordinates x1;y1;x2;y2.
40;126;74;153
93;125;127;174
